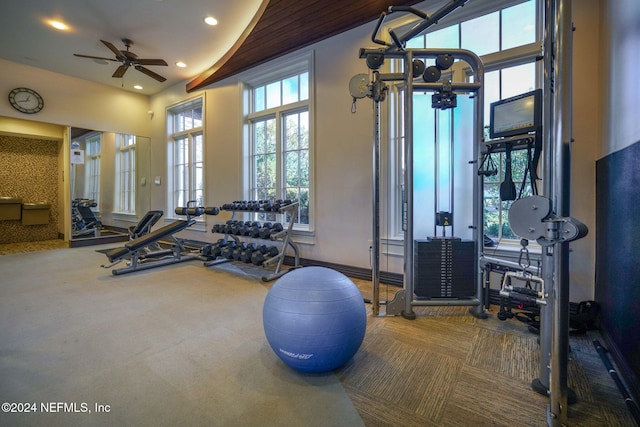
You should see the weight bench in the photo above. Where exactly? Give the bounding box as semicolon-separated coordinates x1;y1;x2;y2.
102;205;210;276
129;210;164;239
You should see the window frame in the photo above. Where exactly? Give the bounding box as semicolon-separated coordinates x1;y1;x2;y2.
84;132;101;210
114;133;136;215
384;0;541;250
166;95;205;229
242;51;315;234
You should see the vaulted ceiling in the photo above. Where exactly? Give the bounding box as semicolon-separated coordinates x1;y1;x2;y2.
187;0;425;92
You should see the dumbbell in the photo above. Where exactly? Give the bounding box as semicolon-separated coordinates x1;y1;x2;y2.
251;246;279;266
211;239;228;258
232;242;249;261
259;222;274;239
240;243;258;263
221;241;237;259
248;222;262;237
242;221;254;236
204;239;227;258
213;223;229;234
200;244;214;258
260;200;272;211
270;200;283;211
204;207;220;216
261;222;284;239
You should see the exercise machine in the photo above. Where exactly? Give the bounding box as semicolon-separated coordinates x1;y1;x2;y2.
71;198;102;237
128;210;163;239
101;202;218;276
350;0;485;318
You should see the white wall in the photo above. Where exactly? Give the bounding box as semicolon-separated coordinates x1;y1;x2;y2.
149;21;381;271
0;59;151;136
569;0;601;301
600;0;640;157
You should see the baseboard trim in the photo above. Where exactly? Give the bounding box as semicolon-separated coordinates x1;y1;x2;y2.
283;256;403;286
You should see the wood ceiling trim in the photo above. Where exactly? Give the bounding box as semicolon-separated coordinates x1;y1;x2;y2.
186;0;423;92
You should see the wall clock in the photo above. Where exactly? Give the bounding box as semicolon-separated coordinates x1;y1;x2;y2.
8;87;44;114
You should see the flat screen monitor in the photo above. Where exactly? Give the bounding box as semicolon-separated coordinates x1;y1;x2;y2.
489;89;542;139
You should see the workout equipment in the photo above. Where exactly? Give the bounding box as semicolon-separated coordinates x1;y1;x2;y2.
262;267;366;373
128;210;163;239
250;246;278;266
240;243;258;263
204;200;301;281
101;201;217;275
352;0;484;318
71;198;103;237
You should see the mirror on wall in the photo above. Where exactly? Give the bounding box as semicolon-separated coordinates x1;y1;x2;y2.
69;128;151;245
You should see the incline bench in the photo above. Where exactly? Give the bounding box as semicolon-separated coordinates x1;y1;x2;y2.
102;204;219;276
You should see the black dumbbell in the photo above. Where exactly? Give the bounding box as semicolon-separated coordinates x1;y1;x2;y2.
251;246;279;266
271;200;283;211
259;223;274;239
221;241;237;259
232;242;248;261
204;207;220;216
240;243;258;263
248;224;262;238
209;239;228;258
260;201;272;211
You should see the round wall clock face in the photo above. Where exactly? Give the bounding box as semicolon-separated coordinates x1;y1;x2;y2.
8;87;44;114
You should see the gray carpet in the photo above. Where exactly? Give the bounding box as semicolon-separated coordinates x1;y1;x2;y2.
0;246;364;426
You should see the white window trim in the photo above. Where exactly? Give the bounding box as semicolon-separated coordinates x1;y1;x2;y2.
84;132;101;211
378;0;541;254
241;50;315;236
113;133;136;215
166;94;206;232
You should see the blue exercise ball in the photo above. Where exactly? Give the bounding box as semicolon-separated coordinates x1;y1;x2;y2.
263;267;367;373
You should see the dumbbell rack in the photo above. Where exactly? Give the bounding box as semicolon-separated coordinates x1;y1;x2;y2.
204;201;300;281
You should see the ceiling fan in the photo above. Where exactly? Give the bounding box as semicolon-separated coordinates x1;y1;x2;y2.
74;39;168;82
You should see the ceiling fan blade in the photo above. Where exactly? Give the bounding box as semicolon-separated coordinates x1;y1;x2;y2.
101;40;124;59
73;53;118;61
112;65;129;78
135;65;167;82
136;58;168;66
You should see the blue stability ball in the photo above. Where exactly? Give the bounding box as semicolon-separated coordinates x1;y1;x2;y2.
263;267;367;373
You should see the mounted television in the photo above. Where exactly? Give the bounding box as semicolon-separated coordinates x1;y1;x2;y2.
489;89;542;139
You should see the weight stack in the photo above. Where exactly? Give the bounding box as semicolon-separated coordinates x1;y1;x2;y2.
414;238;475;298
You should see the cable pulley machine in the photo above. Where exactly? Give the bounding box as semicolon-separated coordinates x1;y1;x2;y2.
350;0;486;319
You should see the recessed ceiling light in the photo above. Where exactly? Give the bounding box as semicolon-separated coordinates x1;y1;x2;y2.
204;16;218;26
48;20;69;31
176;61;187;68
133;85;143;90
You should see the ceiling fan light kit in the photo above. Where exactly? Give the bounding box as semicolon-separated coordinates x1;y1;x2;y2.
74;38;168;82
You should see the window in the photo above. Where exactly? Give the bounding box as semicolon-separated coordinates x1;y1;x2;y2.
84;133;101;207
483;63;537;240
115;134;136;214
245;54;312;228
167;97;204;220
389;0;539;242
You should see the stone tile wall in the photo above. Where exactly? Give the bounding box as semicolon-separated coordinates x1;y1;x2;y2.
0;135;59;243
